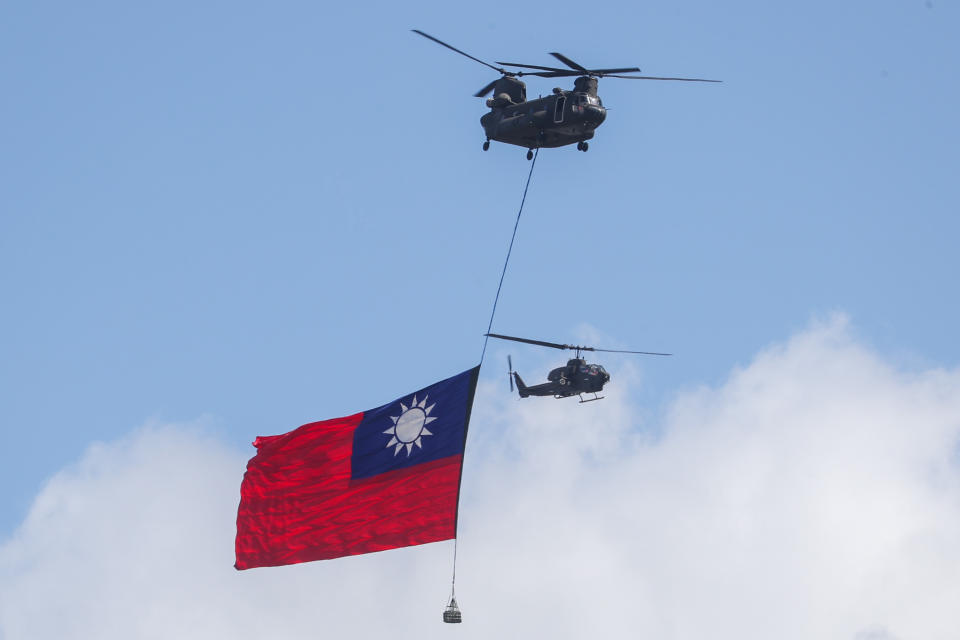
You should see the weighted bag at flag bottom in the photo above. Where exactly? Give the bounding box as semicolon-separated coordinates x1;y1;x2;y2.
235;366;480;570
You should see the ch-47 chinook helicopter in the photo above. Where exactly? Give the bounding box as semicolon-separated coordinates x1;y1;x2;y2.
413;30;720;159
485;333;671;403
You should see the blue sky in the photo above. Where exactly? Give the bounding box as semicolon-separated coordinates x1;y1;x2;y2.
1;2;959;636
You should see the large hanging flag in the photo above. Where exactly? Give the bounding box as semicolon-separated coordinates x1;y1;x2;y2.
235;366;480;570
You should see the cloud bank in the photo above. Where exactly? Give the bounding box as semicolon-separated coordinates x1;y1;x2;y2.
2;317;959;639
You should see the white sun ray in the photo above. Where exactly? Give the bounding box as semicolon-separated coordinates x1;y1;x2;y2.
382;393;439;457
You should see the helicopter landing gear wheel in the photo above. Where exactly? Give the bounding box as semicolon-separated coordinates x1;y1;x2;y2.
526;149;534;161
483;140;490;151
577;141;589;152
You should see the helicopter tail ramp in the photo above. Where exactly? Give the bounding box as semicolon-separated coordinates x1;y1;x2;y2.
513;373;530;398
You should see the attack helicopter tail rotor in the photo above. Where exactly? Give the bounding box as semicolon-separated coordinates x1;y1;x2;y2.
507;355;515;392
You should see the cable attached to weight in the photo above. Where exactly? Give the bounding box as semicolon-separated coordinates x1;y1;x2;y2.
448;150;540;619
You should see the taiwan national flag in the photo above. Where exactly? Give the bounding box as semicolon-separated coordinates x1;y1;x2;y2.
235;366;480;570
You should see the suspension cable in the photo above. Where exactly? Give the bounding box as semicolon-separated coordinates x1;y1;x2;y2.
479;149;539;365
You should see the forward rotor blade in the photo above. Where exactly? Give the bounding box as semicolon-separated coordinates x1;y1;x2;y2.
474;78;500;97
550;52;588;72
412;29;505;74
485;333;572;351
604;74;722;82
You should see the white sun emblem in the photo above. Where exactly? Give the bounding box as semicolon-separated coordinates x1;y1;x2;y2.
383;394;438;456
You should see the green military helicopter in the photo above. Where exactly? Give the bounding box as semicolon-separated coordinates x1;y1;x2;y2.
413;30;720;159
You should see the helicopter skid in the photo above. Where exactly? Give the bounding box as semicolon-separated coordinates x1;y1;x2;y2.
578;393;605;403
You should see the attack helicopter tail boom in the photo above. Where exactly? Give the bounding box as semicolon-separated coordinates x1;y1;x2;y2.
513;372;530;398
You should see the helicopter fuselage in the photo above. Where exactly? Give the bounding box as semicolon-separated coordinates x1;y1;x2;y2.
480;86;606;150
480;75;606;151
513;357;611;400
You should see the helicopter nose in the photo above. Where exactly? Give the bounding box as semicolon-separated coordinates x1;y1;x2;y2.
585;105;606;126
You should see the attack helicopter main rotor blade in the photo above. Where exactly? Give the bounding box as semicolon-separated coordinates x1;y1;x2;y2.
592;347;673;356
474;78;501;97
604;74;722;82
485;333;573;351
486;333;672;356
411;29;507;75
549;52;588;72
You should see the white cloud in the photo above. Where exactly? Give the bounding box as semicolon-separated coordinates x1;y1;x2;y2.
2;317;959;639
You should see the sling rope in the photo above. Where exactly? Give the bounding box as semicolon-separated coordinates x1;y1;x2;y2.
479;148;539;365
449;148;540;612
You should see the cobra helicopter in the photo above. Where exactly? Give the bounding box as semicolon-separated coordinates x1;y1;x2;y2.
485;333;671;403
413;30;720;159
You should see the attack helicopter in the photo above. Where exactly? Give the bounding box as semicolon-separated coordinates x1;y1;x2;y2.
413;30;720;159
485;333;671;403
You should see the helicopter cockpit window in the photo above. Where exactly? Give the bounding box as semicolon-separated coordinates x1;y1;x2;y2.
585;95;601;106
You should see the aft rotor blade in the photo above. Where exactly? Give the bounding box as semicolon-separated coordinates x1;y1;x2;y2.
412;29;506;75
498;61;642;77
587;67;642;75
495;60;573;73
526;70;581;78
604;74;722;82
474;78;500;97
550;52;588;72
485;333;572;351
592;347;672;356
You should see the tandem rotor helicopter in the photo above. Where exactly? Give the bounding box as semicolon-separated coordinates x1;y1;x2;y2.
413;30;720;159
485;333;671;403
